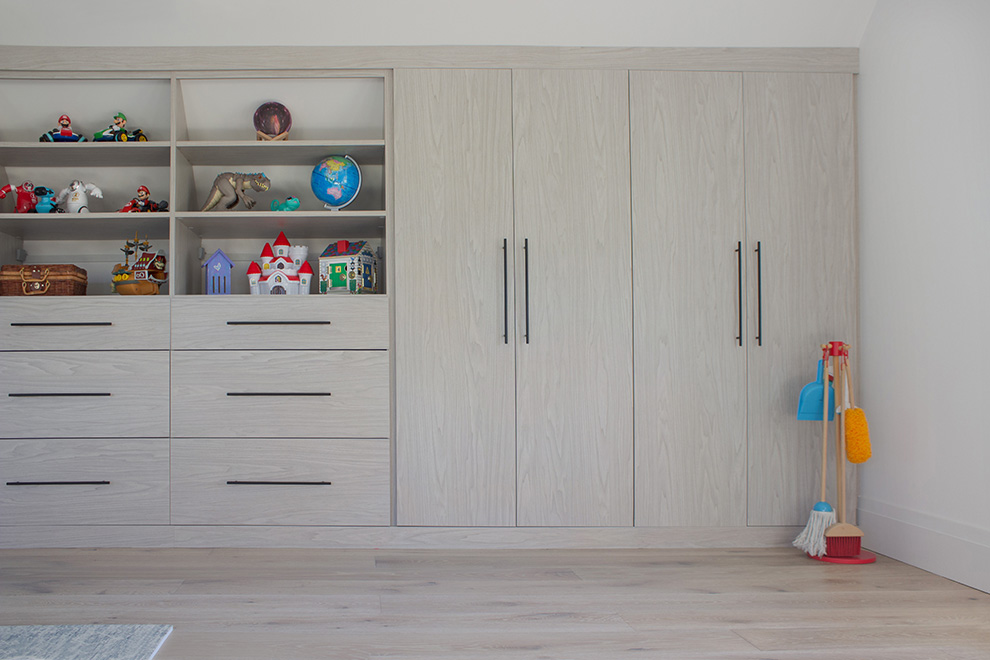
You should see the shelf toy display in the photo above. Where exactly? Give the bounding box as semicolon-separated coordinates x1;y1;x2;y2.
202;249;235;295
33;186;62;213
254;101;292;141
0;181;39;213
200;172;271;211
56;180;103;213
118;186;168;213
93;111;148;142
246;231;313;295
39;114;87;142
112;234;168;295
271;196;301;212
318;239;378;294
311;155;361;210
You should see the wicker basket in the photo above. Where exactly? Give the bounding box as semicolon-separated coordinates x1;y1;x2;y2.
0;264;88;296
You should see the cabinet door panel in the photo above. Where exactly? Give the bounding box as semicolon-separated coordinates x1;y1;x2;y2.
513;69;633;527
631;71;748;526
745;73;857;525
394;69;516;526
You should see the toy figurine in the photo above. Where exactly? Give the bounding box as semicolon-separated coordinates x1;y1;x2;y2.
246;231;312;295
39;114;87;142
118;185;168;212
200;172;270;211
56;180;103;213
33;186;62;213
93;112;148;142
0;181;39;213
270;196;301;212
112;233;167;295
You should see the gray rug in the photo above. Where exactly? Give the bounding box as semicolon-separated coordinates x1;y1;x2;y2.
0;624;172;660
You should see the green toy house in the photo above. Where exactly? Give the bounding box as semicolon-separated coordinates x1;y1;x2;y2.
318;239;378;294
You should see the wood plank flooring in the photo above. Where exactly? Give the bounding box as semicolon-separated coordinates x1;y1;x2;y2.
2;547;988;659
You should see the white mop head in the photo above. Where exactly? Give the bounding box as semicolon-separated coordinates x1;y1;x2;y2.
793;505;836;557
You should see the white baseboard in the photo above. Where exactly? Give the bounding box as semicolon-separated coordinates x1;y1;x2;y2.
858;498;990;594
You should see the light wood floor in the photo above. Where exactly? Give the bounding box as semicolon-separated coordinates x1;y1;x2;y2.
2;547;989;659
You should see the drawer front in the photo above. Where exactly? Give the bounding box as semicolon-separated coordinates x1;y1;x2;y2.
0;297;170;351
0;352;169;438
171;350;389;438
171;296;388;350
171;438;390;525
0;438;170;525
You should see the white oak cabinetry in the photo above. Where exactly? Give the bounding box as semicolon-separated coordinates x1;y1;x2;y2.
395;69;634;527
512;70;634;527
631;71;857;527
0;297;170;526
630;71;748;527
393;69;517;527
744;73;857;526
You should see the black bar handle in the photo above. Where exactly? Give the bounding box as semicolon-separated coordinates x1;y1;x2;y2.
524;238;530;344
503;238;509;344
227;321;332;326
9;392;111;397
735;241;743;347
7;481;110;486
226;480;332;486
10;322;113;327
227;392;331;397
755;241;763;347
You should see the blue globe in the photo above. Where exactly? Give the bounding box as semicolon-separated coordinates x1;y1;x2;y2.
311;155;361;209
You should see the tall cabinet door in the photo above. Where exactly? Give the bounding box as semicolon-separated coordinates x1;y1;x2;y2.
630;71;748;526
745;73;857;525
512;69;634;527
394;69;517;526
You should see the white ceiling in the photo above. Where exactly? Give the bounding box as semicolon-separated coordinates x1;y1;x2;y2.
1;0;876;48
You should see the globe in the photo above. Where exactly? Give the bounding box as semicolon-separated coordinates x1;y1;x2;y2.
311;155;361;210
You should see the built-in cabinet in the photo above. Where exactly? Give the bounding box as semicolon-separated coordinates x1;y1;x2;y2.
0;47;858;545
395;67;856;530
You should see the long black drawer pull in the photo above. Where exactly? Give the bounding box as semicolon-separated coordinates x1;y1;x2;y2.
226;481;332;486
9;392;111;397
755;241;763;347
226;392;331;397
523;238;531;344
226;321;332;326
735;241;743;347
502;238;509;345
7;481;110;486
10;322;113;327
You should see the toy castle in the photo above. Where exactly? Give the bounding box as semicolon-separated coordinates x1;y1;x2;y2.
246;231;313;295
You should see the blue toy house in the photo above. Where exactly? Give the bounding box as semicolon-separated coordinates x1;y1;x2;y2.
203;248;235;295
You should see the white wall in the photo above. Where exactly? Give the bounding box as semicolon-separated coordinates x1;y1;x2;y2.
1;0;873;48
857;0;990;593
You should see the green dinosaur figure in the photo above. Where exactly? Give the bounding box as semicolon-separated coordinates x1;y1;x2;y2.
200;172;271;211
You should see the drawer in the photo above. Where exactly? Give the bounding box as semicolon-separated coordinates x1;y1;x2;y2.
0;352;169;438
0;297;170;351
171;350;388;438
170;296;388;350
0;438;170;525
170;438;390;525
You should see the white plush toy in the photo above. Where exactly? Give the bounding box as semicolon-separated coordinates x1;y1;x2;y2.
57;180;103;213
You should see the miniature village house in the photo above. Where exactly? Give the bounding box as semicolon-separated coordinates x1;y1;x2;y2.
319;239;378;294
247;231;313;295
203;248;234;295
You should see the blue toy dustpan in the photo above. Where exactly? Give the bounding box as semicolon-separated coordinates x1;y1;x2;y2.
797;359;835;421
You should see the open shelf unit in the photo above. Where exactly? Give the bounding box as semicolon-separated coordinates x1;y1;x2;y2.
0;71;389;296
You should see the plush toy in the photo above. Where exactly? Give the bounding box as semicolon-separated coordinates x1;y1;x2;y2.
0;181;39;213
57;180;103;213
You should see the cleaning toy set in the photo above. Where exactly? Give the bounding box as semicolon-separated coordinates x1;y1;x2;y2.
794;341;874;564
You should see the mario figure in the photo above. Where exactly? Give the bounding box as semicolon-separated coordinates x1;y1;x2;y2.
0;181;39;213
